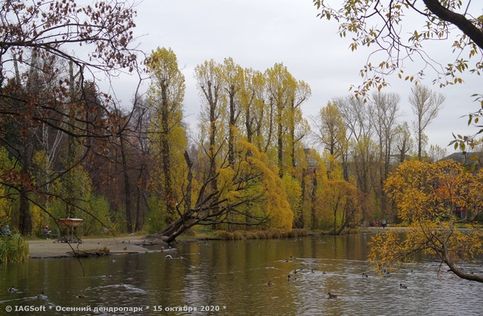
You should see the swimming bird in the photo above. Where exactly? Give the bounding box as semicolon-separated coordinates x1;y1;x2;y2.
399;283;407;289
328;292;338;299
8;287;18;294
267;281;273;287
362;272;369;278
37;291;48;300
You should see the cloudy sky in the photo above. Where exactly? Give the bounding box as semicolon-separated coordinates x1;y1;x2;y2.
112;0;482;152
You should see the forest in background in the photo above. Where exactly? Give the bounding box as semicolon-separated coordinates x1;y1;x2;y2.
0;0;481;244
2;45;479;240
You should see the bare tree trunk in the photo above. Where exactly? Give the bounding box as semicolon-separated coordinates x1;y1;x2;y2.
295;170;306;229
160;84;174;223
263;98;274;153
228;85;236;166
18;145;32;235
445;259;483;283
289;102;296;170
135;185;143;231
310;170;318;230
277;106;284;178
183;151;193;212
245;101;253;143
119;133;133;233
418;127;422;160
342;150;349;181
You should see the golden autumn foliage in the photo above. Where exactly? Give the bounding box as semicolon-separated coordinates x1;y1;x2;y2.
317;179;360;233
384;160;482;222
146;47;188;224
232;141;293;229
370;160;483;282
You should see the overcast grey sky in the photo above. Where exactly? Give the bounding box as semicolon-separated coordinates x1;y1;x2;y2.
112;0;482;152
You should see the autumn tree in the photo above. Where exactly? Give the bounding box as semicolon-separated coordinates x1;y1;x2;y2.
394;122;413;163
409;83;444;160
266;63;295;177
159;141;293;243
335;96;374;221
319;180;360;234
314;102;348;179
370;92;400;217
238;69;264;147
196;60;225;198
0;0;138;234
288;81;311;171
146;48;187;226
220;58;243;167
370;160;482;282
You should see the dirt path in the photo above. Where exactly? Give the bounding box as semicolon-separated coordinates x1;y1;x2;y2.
28;236;154;258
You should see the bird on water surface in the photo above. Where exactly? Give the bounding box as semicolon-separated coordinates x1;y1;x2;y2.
8;287;18;294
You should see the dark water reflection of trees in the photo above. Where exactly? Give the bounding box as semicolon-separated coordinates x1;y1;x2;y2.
1;235;482;315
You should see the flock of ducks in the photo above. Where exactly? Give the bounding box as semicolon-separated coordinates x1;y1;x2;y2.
265;257;410;299
8;254;411;302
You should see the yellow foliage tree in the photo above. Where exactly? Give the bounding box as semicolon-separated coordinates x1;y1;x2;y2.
222;141;293;229
370;160;483;282
146;47;187;225
317;179;360;234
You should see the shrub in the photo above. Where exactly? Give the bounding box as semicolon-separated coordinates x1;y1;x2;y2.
0;233;29;264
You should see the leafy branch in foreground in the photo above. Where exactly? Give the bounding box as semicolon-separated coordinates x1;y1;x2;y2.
312;0;482;96
369;160;482;282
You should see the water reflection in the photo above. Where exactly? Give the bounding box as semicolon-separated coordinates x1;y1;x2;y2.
1;234;482;315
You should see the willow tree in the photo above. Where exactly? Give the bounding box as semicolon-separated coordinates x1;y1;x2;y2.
220;58;243;167
159;141;293;243
288;81;311;171
314;102;348;179
265;64;310;178
146;48;187;225
250;71;268;150
238;68;264;146
266;64;294;177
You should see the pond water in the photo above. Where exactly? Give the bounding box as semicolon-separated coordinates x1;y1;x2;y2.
1;234;482;315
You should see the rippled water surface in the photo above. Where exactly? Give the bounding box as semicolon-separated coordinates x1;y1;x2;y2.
1;234;482;315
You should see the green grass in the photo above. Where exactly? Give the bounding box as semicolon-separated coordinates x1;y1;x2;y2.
0;233;29;264
196;229;311;240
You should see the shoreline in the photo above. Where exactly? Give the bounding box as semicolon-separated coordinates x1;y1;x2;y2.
27;236;158;259
27;226;477;259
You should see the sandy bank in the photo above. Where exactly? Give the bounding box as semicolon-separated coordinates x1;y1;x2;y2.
28;236;159;258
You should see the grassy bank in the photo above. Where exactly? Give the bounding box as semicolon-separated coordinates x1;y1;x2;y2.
0;233;29;264
193;229;314;240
